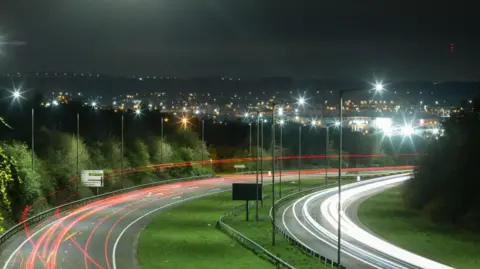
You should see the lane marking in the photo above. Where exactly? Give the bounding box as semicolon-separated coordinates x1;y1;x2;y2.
112;191;225;269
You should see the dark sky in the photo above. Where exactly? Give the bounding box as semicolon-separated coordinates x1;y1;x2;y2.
1;0;479;80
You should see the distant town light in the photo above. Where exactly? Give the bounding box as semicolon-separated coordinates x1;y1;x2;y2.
91;102;97;107
279;119;285;125
334;121;341;127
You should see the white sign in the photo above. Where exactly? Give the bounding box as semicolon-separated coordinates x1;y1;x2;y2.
234;165;246;169
81;170;104;187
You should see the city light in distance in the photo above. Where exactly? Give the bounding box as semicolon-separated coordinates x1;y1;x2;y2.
278;107;284;116
52;100;59;106
279;119;285;125
135;109;141;115
334;121;341;127
195;110;200;115
91;102;97;107
297;96;306;106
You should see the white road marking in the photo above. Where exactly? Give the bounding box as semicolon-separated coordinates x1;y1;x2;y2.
112;191;226;269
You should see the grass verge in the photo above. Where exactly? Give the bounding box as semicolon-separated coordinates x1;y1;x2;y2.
137;192;275;269
357;187;480;269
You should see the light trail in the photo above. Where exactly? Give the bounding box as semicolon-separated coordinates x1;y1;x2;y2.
291;175;455;269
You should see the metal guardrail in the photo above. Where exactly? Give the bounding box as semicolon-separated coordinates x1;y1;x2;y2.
269;172;412;269
0;174;213;246
217;198;295;269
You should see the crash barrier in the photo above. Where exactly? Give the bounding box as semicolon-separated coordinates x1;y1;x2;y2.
216;195;295;269
0;175;213;246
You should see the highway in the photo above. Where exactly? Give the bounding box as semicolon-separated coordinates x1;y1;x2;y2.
277;174;454;269
0;169;406;269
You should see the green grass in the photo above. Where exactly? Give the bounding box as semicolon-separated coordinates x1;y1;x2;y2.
358;187;480;269
223;178;333;269
137;174;396;269
137;193;275;269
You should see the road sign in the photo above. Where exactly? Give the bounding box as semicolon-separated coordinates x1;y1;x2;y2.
232;183;263;201
234;165;246;169
81;170;104;187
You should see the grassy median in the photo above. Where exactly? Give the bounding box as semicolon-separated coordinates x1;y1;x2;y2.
137;174;396;269
358;187;480;269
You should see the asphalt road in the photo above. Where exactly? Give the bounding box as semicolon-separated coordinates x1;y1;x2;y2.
0;169;405;269
277;174;454;269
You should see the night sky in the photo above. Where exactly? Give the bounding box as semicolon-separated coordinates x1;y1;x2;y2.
1;0;479;80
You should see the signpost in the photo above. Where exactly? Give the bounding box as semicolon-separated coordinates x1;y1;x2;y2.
81;170;104;195
232;183;263;221
234;164;246;174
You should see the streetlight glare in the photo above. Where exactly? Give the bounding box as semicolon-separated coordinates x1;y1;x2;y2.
375;82;384;91
135;109;141;115
12;90;21;99
91;102;97;107
297;96;306;106
52;100;59;106
334;121;341;127
244;112;249;118
311;120;317;127
401;125;414;136
279;119;285;125
278;107;284;116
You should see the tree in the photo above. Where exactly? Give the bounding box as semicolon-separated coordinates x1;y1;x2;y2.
39;128;93;202
2;142;53;219
404;104;480;230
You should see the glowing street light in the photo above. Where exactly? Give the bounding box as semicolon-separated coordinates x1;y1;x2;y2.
311;120;317;127
91;102;97;107
334;121;341;127
297;96;306;106
244;112;249;118
375;82;384;91
180;116;190;129
279;119;285;125
195;109;200;115
401;125;414;136
278;107;284;116
432;128;440;136
52;100;59;106
12;90;21;99
135;109;141;115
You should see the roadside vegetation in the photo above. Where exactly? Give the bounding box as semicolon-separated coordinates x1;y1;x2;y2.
358;186;480;269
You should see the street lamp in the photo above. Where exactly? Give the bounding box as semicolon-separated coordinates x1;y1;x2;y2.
279;119;285;198
336;83;384;267
324;122;340;185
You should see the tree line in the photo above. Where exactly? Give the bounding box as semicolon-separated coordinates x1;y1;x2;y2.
404;98;480;230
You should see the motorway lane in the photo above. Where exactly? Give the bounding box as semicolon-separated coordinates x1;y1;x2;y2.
0;172;329;269
0;169;406;269
278;174;453;269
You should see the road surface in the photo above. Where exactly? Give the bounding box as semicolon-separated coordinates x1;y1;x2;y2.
277;174;454;269
0;169;404;269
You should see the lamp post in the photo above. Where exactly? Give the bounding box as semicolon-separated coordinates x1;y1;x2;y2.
160;116;164;164
121;114;124;188
77;113;80;179
279;119;284;198
336;82;384;267
256;111;260;221
325;121;340;185
31;108;34;171
298;125;302;190
260;116;264;207
201;118;205;174
271;103;277;246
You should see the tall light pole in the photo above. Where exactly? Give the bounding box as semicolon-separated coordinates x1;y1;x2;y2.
249;123;252;157
31;108;34;171
260;116;264;207
77;113;80;179
256;111;260;221
325;121;340;185
271;103;277;246
160;116;164;164
121;114;124;188
337;82;384;267
298;125;302;190
201;119;205;174
279;119;284;198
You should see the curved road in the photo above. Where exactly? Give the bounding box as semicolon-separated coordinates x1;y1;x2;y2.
277;174;454;269
0;169;405;269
